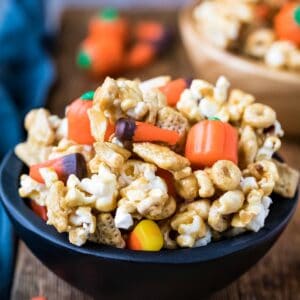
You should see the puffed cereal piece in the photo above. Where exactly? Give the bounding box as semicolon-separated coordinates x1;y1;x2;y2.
272;159;299;198
228;89;255;122
133;142;190;172
194;170;215;198
18;174;48;206
246;196;272;232
49;138;94;162
231;189;264;227
244;28;275;58
89;213;125;248
208;200;230;232
46;181;69;233
141;89;166;124
238;125;258;169
25;108;56;146
179;199;211;220
172;167;192;181
156;106;189;146
15;142;52;166
247;160;279;196
159;220;177;249
217;190;245;214
214;76;230;105
256;136;281;161
68;207;96;246
174;174;199;201
243;103;276;129
118;160;157;187
137;195;176;220
176;89;202;122
211;160;242;191
171;210;207;248
93;142;131;172
88;106;111;142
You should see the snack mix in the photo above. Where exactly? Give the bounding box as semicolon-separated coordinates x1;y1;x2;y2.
16;75;299;251
194;0;300;71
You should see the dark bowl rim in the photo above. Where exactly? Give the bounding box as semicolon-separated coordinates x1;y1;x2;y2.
0;151;298;264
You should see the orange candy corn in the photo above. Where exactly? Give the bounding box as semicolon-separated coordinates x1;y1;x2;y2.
128;220;163;251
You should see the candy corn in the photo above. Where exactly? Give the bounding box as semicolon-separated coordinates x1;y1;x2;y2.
128;220;163;251
29;153;87;184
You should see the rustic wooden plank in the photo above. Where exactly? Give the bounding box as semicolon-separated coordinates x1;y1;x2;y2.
11;8;300;300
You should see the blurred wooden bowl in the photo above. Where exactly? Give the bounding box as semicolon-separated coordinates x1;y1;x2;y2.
179;4;300;136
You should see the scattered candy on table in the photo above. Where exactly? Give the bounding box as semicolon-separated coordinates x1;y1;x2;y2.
16;75;299;251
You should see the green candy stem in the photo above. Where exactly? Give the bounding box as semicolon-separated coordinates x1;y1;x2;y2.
81;91;95;100
99;7;119;21
294;5;300;26
208;116;221;121
77;51;91;69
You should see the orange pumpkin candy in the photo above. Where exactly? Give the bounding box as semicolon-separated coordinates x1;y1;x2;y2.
185;118;238;168
274;2;300;46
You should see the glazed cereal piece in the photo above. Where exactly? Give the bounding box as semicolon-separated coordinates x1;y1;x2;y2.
227;89;255;122
93;77;123;123
45;181;69;233
68;207;96;246
231;188;264;228
272;159;299;198
89;213;125;248
256;136;281;161
15;142;53;166
238;125;258;169
243;103;276;129
194;170;215;198
156;106;189;151
49;138;94;163
25;108;56;146
210;160;242;191
244;28;275;58
120;173;175;220
137;195;176;220
246;159;279;196
18;174;48;206
92;141;131;171
118;159;157;187
142;89;166;124
174;174;198;201
133;142;190;172
208;200;230;233
159;220;177;249
179;199;211;220
171;210;207;248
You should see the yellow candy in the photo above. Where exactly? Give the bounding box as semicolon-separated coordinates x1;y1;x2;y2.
128;220;163;251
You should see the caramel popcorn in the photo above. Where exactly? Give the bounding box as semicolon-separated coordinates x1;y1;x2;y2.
16;75;298;250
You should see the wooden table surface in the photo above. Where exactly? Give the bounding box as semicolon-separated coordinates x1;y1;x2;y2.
11;9;300;300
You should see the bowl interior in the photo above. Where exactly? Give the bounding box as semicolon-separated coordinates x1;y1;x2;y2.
0;151;298;264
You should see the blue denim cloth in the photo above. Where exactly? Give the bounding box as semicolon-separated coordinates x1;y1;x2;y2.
0;0;55;298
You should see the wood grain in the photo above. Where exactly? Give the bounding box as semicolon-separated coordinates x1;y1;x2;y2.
11;9;300;300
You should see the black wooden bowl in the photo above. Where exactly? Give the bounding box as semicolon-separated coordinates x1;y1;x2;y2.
0;151;298;300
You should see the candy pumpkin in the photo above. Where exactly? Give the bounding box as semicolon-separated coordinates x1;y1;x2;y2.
274;2;300;46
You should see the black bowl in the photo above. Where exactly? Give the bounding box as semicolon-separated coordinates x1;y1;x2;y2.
0;151;298;300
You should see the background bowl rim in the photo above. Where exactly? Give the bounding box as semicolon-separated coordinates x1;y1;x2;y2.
180;3;300;85
0;151;298;264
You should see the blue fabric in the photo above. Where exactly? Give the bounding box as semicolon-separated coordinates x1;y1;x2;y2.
0;0;55;298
